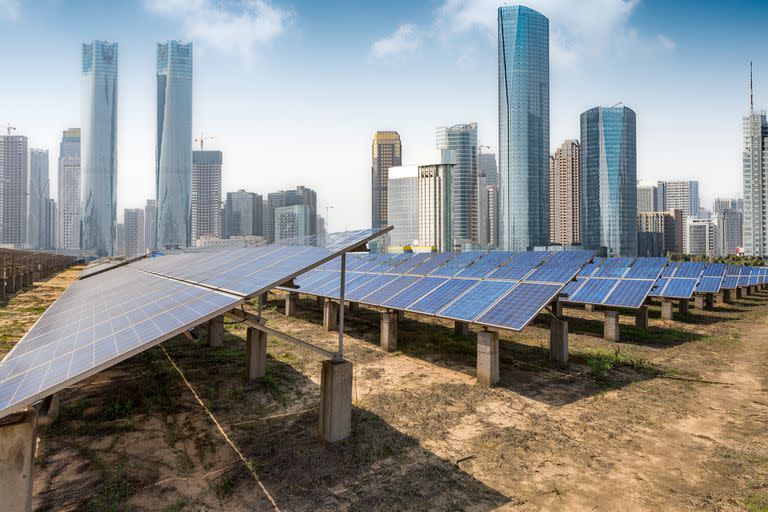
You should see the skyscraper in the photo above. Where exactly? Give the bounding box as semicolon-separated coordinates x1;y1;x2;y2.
479;152;498;186
549;139;580;246
223;190;263;239
580;106;638;257
657;180;700;253
498;5;549;250
156;41;193;249
637;185;658;212
687;218;717;257
436;123;478;244
418;150;455;251
192;150;222;241
637;209;681;257
275;204;312;241
717;208;743;255
265;186;316;242
144;199;157;251
743;109;768;257
371;131;402;230
57;128;80;250
124;208;145;258
28;148;50;249
0;133;28;247
386;165;419;247
477;152;499;249
81;41;118;256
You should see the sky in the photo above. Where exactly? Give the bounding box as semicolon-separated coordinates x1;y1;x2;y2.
0;0;766;230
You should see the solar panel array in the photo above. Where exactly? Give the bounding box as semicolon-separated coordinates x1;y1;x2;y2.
288;250;595;331
0;228;388;420
561;257;668;308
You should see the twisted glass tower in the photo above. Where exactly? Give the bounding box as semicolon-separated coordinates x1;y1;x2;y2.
498;6;549;251
81;41;118;256
156;41;193;249
580;106;638;256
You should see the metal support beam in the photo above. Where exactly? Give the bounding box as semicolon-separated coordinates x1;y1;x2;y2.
226;309;334;359
335;253;346;362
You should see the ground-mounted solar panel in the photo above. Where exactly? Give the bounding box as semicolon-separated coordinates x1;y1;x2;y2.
577;257;604;277
429;252;483;276
345;274;396;301
488;251;551;280
405;253;455;276
476;282;561;330
295;270;340;295
559;278;585;300
569;278;619;304
593;257;635;278
438;280;516;322
326;273;381;299
390;253;432;274
604;279;655;308
696;277;724;294
702;262;727;277
673;261;706;279
382;277;448;309
526;250;594;284
648;277;668;297
624;257;668;280
458;252;516;278
660;278;697;299
406;279;477;315
358;275;421;305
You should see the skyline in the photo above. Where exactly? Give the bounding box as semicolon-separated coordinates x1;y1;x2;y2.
1;0;766;231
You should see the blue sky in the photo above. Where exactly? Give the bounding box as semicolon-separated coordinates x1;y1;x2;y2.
0;0;766;230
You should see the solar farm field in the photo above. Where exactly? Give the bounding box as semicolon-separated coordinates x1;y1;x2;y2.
6;267;768;511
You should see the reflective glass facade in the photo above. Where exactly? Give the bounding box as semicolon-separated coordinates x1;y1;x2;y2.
436;123;478;245
498;6;549;251
81;41;118;256
580;106;638;257
156;41;193;249
58;128;80;250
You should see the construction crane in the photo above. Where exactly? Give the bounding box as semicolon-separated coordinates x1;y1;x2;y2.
194;133;214;150
2;124;16;136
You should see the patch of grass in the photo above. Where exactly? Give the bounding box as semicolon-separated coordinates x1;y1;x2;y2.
261;364;299;404
577;347;658;388
213;472;239;499
744;494;768;512
162;499;189;512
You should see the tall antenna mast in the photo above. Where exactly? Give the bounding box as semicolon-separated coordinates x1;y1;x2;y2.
750;61;754;113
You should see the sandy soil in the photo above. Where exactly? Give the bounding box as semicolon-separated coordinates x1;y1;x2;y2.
4;267;767;511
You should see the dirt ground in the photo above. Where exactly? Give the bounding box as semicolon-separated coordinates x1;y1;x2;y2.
2;266;767;511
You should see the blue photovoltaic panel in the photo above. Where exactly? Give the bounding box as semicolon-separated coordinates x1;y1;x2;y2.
476;283;561;330
569;278;619;304
649;278;668;297
326;273;382;299
696;276;723;294
660;264;677;278
526;250;594;284
345;275;396;301
604;280;654;308
624;257;668;280
359;275;421;305
382;277;448;309
298;271;339;295
578;257;604;277
673;261;705;279
488;251;551;280
559;278;585;301
406;279;477;315
405;253;455;276
392;253;433;274
354;254;388;272
438;280;515;322
702;263;727;277
593;258;634;278
661;278;697;298
721;276;739;289
458;252;516;278
430;252;483;276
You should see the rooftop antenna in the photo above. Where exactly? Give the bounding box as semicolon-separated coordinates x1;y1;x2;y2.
610;101;623;108
2;124;16;136
194;133;214;150
750;61;754;113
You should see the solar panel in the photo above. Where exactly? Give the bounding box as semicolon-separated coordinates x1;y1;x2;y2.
577;257;604;277
406;279;477;315
345;275;396;301
673;261;705;278
721;276;739;289
430;252;484;276
458;252;516;278
661;278;697;298
624;257;668;279
382;277;448;309
526;250;594;283
358;276;421;305
438;280;515;322
560;278;585;300
405;253;455;276
702;262;727;277
488;251;550;280
569;278;619;304
326;273;380;299
391;253;432;274
696;276;723;294
593;257;634;278
476;283;562;330
604;280;654;308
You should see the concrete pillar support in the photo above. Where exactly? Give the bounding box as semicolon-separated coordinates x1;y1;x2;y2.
704;293;714;309
635;305;649;331
721;289;732;304
245;327;267;380
0;410;37;512
454;321;470;337
285;291;298;317
396;310;404;321
604;311;620;342
549;317;568;363
348;301;359;312
661;299;674;320
380;312;398;352
694;295;705;309
323;299;338;332
476;331;499;387
316;296;324;306
679;299;689;315
736;288;743;299
207;315;224;347
585;304;595;312
319;359;352;443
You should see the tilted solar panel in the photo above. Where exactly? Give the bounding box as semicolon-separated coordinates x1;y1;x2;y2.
345;275;396;301
358;276;421;305
476;283;562;330
488;251;550;280
382;277;449;309
702;262;727;277
673;261;706;279
406;279;477;315
661;278;697;299
569;278;619;304
696;276;723;294
458;252;516;278
438;280;515;322
560;278;585;300
624;257;668;280
593;257;635;278
604;280;655;308
405;253;456;276
577;257;604;277
526;250;594;284
430;252;484;276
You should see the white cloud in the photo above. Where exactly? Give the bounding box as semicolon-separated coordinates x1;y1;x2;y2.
371;24;421;58
657;33;675;50
0;0;20;21
143;0;291;62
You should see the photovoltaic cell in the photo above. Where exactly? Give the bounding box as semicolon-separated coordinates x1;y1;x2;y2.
660;278;697;298
458;252;516;278
406;279;477;315
578;257;604;277
358;276;421;305
604;280;655;308
702;263;727;277
673;262;705;279
525;250;594;284
430;252;483;276
696;277;723;294
382;277;448;309
438;280;515;321
488;251;550;280
406;253;455;276
593;258;634;278
569;278;619;304
624;257;668;280
345;275;396;301
476;283;561;330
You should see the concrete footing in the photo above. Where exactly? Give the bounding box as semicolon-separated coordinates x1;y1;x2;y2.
736;288;743;299
396;310;404;321
208;315;224;347
318;359;352;443
679;299;689;315
285;292;298;317
316;296;324;306
36;394;60;427
549;317;568;363
245;327;267;380
661;300;674;320
585;304;595;312
696;294;714;309
476;331;499;387
454;321;470;336
604;311;620;342
348;301;359;312
719;289;732;304
323;299;338;332
380;312;398;352
635;306;649;330
0;410;37;512
694;294;705;309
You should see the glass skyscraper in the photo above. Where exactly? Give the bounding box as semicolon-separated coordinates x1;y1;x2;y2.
580;106;638;257
498;6;549;251
156;41;193;249
436;123;478;245
81;41;118;257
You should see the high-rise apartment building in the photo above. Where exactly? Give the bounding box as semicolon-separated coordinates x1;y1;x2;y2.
479;152;498;186
637;185;658;212
192;150;222;241
265;186;316;242
478;176;500;250
498;5;549;250
743;110;768;257
687;218;717;257
124;208;145;258
81;40;118;256
57;128;81;250
713;197;741;216
418;150;454;251
436;123;478;244
549;139;580;246
637;209;682;257
386;165;419;247
144;199;157;251
371;131;402;230
156;41;193;249
275;204;312;242
717;208;743;255
47;199;56;249
223;190;263;239
580;106;638;257
28;148;51;249
0;134;28;247
657;180;700;253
